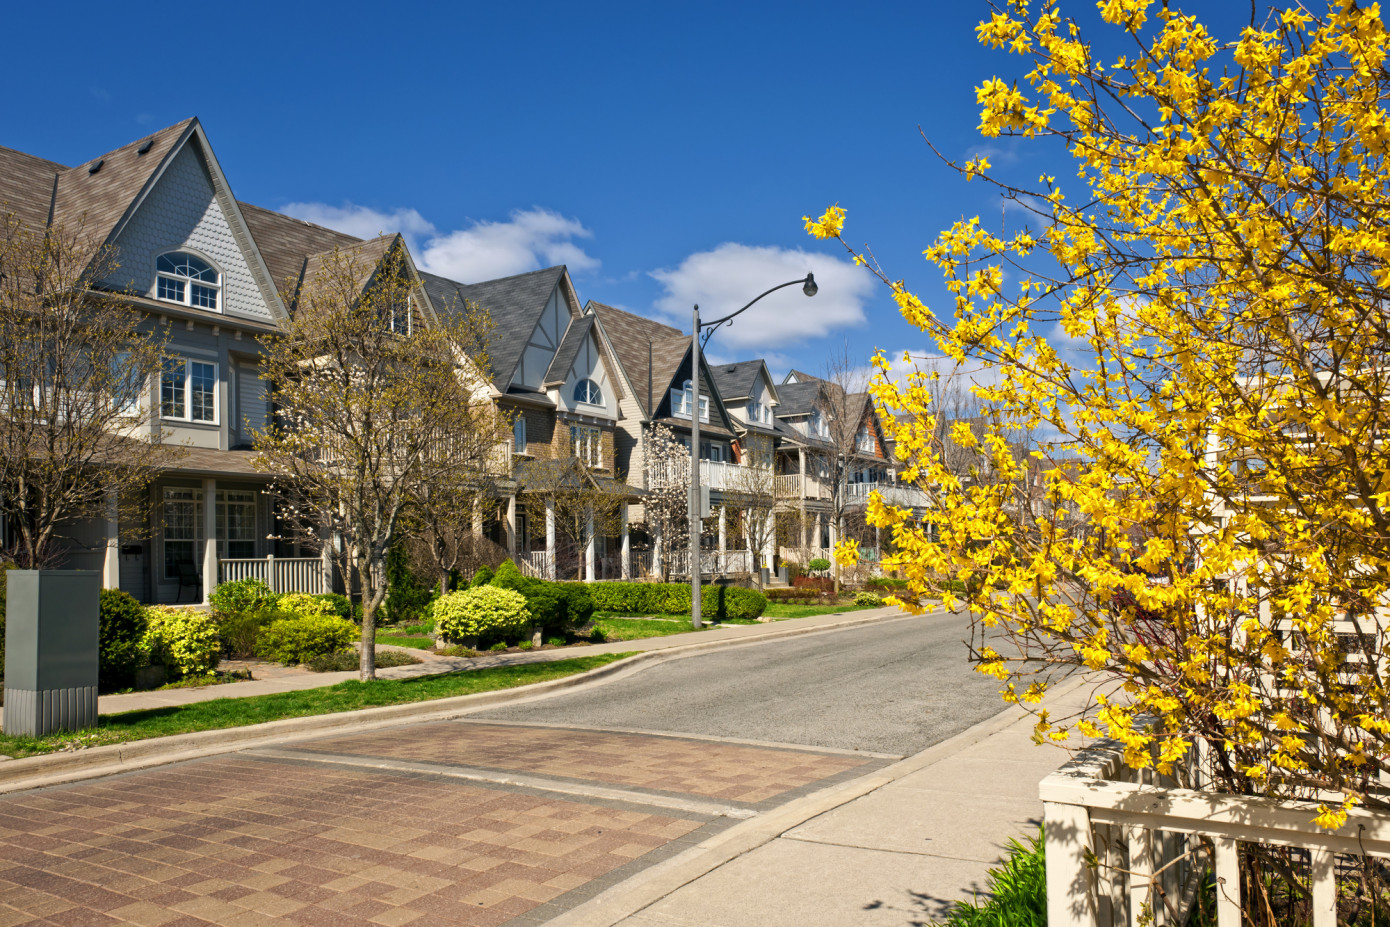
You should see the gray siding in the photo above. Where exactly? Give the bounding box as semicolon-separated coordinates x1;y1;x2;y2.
103;140;273;322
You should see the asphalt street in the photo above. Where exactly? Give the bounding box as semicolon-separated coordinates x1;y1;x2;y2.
473;610;1007;756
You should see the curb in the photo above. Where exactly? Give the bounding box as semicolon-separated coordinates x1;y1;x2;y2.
0;605;945;795
543;672;1090;927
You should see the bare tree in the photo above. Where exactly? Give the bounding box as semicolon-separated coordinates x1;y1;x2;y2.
820;342;876;593
255;239;496;679
724;448;786;587
0;212;175;568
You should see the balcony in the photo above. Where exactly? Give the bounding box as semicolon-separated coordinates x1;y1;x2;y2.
650;459;770;492
845;481;930;509
773;473;832;500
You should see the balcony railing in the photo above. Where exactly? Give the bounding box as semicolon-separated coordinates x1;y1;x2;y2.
773;473;832;500
650;459;773;492
846;481;930;508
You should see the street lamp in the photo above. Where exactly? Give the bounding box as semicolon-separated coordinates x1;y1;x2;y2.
689;273;818;629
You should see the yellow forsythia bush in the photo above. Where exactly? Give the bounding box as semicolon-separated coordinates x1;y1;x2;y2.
433;586;530;643
277;593;339;621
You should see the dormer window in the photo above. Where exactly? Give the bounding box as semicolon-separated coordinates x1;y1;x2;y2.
672;379;709;422
573;378;603;406
809;409;830;438
156;252;220;311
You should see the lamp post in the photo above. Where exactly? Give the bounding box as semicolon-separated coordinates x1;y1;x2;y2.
689;273;818;629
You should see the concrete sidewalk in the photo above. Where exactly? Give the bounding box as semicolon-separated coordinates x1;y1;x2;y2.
97;606;922;715
552;678;1090;927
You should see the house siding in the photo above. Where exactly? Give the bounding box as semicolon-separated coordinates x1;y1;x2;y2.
104;140;272;323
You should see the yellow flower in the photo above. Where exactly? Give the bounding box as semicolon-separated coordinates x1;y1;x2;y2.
802;205;846;240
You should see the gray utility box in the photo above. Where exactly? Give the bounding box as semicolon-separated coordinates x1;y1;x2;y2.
4;571;99;736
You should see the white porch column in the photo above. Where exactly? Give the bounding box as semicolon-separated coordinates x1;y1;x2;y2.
320;533;334;595
717;506;727;571
201;478;217;604
620;506;630;580
584;507;596;582
813;512;822;553
545;499;556;580
797;447;806;493
505;495;518;555
653;526;663;581
101;490;121;590
472;500;484;538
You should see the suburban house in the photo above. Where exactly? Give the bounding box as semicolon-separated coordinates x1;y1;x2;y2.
0;116;908;597
420;268;641;580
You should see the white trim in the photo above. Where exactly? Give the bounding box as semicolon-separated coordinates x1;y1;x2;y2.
160;356;219;424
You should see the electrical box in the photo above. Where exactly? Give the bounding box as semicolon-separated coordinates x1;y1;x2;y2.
700;485;711;519
4;571;99;736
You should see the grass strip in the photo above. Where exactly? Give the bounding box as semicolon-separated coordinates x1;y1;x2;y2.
761;602;879;619
0;653;635;760
375;633;435;650
591;617;704;641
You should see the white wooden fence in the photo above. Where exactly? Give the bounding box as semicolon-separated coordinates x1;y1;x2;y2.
1042;736;1390;926
219;556;328;594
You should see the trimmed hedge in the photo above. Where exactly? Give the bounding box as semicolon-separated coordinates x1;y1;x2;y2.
488;560;593;632
866;576;910;591
278;592;339;621
587;581;766;621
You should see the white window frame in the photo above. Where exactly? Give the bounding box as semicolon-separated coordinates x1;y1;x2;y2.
161;357;219;424
216;490;258;560
573;378;603;406
569;424;603;467
155;251;222;312
162;487;203;581
514;416;528;454
672;380;709;422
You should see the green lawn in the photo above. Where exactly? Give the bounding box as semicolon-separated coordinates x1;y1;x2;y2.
762;601;881;619
0;653;635;760
374;631;436;650
592;617;702;641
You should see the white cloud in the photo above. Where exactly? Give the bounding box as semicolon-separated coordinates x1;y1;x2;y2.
277;203;599;284
420;208;598;282
281;201;437;252
650;243;872;351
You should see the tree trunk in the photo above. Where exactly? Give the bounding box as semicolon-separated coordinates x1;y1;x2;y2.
358;551;378;681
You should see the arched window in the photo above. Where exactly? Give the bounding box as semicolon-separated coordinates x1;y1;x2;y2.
156;252;221;310
573;378;603;405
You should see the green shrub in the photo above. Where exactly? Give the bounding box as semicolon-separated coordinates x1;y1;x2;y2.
314;593;354;622
98;588;150;691
808;557;832;574
469;565;495;588
546;636;567;647
854;591;883;607
216;608;272;659
589;627;607;643
490;558;526;591
518;641;534;651
558;583;595;627
587;582;765;621
307;649;420;672
434;585;531;644
489;641;508;651
144;607;221;680
437;644;478;657
255;613;357;665
278;592;339;621
209;578;279;616
383;545;434;623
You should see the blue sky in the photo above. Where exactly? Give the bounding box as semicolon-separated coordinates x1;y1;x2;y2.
5;0;1250;383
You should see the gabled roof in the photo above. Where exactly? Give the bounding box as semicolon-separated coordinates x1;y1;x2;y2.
240;201;362;298
545;314;594;386
710;360;764;402
587;301;684;418
775;380;825;417
51;120;194;248
427;266;568;391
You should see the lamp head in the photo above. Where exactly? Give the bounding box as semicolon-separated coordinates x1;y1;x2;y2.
803;273;818;297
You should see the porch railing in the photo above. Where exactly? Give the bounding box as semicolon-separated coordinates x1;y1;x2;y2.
1041;735;1390;926
846;481;931;508
219;556;328;594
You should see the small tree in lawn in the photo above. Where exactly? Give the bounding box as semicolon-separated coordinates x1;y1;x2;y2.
0;212;175;568
256;237;494;680
809;3;1390;912
819;343;875;595
641;422;689;580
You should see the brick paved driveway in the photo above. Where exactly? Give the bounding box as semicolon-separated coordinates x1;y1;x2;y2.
0;722;886;926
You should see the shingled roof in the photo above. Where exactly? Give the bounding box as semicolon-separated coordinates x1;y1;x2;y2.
545;314;593;386
710;360;765;402
421;266;567;391
239;201;362;298
587;302;684;418
0;146;65;233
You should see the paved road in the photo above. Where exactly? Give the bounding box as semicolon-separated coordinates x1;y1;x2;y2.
475;610;1005;756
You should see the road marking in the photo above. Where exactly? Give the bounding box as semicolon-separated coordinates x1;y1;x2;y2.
441;718;907;760
242;747;760;819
